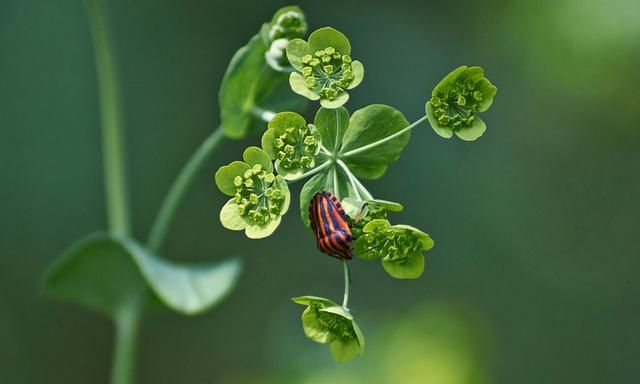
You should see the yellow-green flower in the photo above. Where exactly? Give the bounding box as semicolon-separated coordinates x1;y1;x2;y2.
215;147;290;239
292;296;365;362
286;27;364;108
426;66;497;141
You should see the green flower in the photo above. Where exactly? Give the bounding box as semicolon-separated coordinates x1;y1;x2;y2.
261;112;322;180
354;219;434;279
263;6;308;71
292;296;365;362
215;147;290;239
426;66;497;141
286;27;364;108
342;198;403;240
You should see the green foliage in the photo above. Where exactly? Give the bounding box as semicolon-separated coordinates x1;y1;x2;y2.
213;7;497;363
426;66;497;141
292;296;365;362
216;147;290;239
286;27;364;108
219;7;308;139
261;111;322;180
354;219;434;279
44;233;242;317
340;104;410;179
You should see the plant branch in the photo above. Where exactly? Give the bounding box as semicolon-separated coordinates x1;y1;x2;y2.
342;260;350;308
286;160;332;185
147;127;225;251
86;0;130;236
336;160;373;200
110;290;144;384
340;115;428;158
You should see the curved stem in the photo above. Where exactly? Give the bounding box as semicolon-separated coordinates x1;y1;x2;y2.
342;260;350;308
320;145;332;156
286;160;332;185
147;127;225;251
86;0;130;236
340;115;428;158
336;160;374;201
332;166;340;199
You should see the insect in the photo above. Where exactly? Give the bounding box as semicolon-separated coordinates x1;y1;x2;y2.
309;191;353;260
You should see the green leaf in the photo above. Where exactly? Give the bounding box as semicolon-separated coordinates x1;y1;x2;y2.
348;60;364;90
215;161;251;196
245;216;282;239
292;295;338;307
426;101;454;139
330;338;360;362
382;251;425;279
285;38;309;71
220;199;249;230
314;106;349;152
321;305;354;320
243;146;273;172
341;196;366;219
340;104;410;179
301;306;334;343
368;199;403;212
454;117;487;141
308;27;351;55
289;72;320;100
476;78;497;112
44;233;242;316
219;33;304;139
393;224;435;251
219;34;269;139
319;92;349;109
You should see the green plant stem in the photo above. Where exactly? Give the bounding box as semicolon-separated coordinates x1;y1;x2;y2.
340;115;428;158
111;292;144;384
342;260;350;308
86;0;130;237
147;127;225;251
336;159;373;200
287;160;332;184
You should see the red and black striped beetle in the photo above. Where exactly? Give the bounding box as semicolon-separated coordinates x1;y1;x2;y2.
308;191;353;260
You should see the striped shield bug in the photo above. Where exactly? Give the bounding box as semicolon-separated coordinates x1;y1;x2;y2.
308;191;354;260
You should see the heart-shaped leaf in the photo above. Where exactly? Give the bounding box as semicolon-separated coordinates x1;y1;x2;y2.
44;233;242;317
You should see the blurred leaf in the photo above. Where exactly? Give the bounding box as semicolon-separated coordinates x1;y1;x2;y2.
44;233;242;317
219;34;304;139
340;104;410;179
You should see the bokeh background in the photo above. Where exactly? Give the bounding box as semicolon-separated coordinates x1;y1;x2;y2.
1;0;639;382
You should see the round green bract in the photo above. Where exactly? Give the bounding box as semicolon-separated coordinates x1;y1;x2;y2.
426;65;496;141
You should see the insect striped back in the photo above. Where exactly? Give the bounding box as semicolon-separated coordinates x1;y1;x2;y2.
309;192;353;260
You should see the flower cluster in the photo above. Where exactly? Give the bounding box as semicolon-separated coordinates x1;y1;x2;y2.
426;66;497;141
292;296;365;362
354;219;434;279
215;147;290;239
287;27;364;108
261;112;321;180
215;9;496;363
264;6;307;71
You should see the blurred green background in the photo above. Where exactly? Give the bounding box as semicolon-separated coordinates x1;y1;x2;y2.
1;0;639;382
